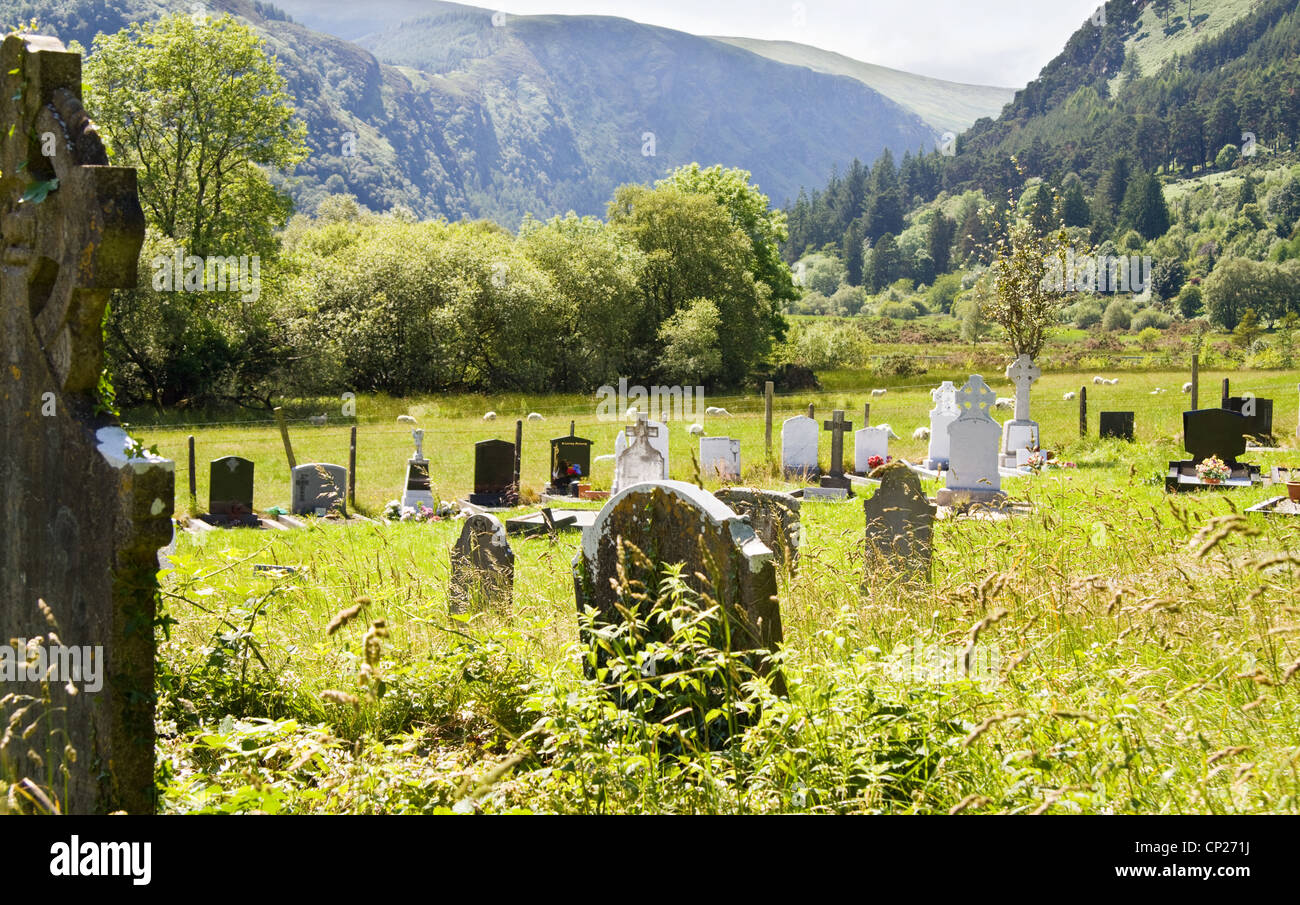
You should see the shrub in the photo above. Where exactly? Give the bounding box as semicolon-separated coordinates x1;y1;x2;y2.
1102;298;1131;332
876;353;926;378
1177;283;1203;318
878;300;920;320
1136;326;1162;351
1132;308;1172;331
1069;297;1105;329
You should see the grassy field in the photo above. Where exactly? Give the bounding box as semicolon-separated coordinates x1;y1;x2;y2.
138;365;1300;814
136;368;1300;517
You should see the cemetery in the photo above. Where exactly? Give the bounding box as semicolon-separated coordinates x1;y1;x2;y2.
3;26;1300;821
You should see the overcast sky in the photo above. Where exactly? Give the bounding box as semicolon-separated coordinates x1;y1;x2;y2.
491;0;1107;86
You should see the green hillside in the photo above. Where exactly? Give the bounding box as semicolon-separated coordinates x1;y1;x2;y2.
2;0;938;224
1111;0;1261;93
711;36;1015;136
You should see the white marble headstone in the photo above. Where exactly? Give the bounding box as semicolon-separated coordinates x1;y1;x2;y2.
613;418;667;493
781;415;818;476
926;381;959;469
945;376;1002;494
1000;354;1041;468
700;436;741;480
854;427;890;473
614;418;669;479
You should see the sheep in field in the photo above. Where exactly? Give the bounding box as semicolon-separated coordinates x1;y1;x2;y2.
871;389;888;398
308;414;327;427
994;397;1014;411
527;412;545;422
397;415;417;425
913;427;930;441
875;423;901;440
483;411;497;421
1183;382;1193;393
705;406;732;417
688;423;705;436
1063;391;1076;401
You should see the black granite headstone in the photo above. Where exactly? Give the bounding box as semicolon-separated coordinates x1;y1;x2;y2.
1226;396;1273;440
1183;408;1248;465
548;433;593;495
469;439;518;506
208;456;258;526
1099;412;1135;442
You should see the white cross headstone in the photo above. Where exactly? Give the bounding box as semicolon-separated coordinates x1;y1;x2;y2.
938;376;1005;507
412;429;425;462
700;436;741;480
613;416;666;493
614;417;669;479
1000;354;1042;469
926;381;959;470
781;415;818;477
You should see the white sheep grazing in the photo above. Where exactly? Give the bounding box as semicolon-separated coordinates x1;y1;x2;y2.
527;412;545;422
994;397;1014;411
1182;382;1193;393
913;427;930;441
397;415;417;425
876;423;901;440
308;414;327;427
483;411;497;421
1107;378;1120;386
871;389;887;398
705;406;733;417
688;423;705;436
1064;391;1076;401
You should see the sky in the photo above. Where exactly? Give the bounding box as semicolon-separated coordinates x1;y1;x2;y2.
490;0;1109;87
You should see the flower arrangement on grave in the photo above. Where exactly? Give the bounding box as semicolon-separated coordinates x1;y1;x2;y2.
1023;449;1077;473
1196;455;1232;484
867;455;893;471
384;499;459;522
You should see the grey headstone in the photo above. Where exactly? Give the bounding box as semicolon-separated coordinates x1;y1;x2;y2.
715;488;802;570
292;463;348;516
781;415;818;478
938;376;1006;507
614;416;669;480
449;513;515;614
574;481;784;694
700;436;741;481
863;462;935;582
0;35;165;814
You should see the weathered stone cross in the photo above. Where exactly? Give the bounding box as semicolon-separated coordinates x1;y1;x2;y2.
627;414;659;444
823;409;853;478
1005;354;1041;422
412;429;425;461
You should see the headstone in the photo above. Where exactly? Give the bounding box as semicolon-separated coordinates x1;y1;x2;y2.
1099;412;1135;442
292;463;349;516
925;381;959;470
937;376;1006;508
715;488;803;570
781;415;819;478
468;439;517;506
613;415;666;493
999;354;1041;468
209;456;257;526
401;429;435;510
547;424;593;496
449;513;515;614
854;426;890;474
700;436;742;481
0;35;167;814
1166;408;1261;491
863;462;935;583
1225;396;1274;441
821;410;854;489
614;417;669;479
574;481;784;693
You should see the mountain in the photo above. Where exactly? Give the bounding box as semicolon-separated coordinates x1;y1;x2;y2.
3;0;940;225
710;37;1015;136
